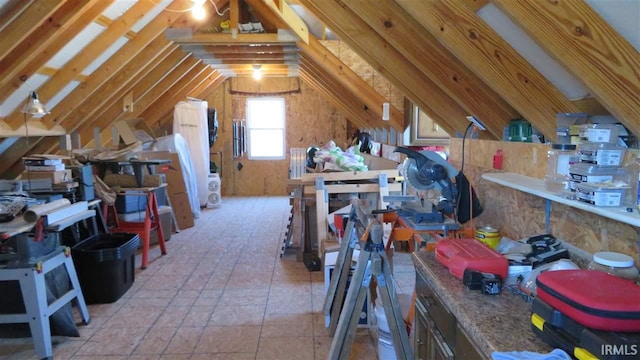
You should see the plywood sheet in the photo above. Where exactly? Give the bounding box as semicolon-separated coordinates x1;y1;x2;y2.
448;139;638;262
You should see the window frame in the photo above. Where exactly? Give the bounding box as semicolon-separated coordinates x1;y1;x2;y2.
246;97;286;160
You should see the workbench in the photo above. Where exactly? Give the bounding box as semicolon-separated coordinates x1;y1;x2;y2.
296;170;403;261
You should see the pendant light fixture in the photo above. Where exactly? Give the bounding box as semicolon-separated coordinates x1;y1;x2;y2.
20;76;49;117
252;64;262;80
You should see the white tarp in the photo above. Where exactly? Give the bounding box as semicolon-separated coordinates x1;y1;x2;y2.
153;134;201;219
173;100;210;208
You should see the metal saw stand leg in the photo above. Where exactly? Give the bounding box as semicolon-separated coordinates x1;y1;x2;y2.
322;206;358;335
327;221;413;360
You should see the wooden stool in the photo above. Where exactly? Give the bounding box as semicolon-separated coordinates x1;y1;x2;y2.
103;187;167;269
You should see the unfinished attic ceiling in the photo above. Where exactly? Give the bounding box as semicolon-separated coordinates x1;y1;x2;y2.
0;0;638;179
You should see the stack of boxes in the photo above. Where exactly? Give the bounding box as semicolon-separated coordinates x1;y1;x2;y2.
567;122;628;207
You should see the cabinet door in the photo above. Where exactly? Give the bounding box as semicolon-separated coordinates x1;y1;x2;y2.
415;298;454;360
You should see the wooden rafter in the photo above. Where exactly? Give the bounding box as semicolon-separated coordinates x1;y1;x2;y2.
492;0;640;137
40;3;193;130
3;0;157;130
248;0;404;131
298;0;473;139
0;0;110;106
395;0;582;141
84;60;208;149
344;0;520;138
0;0;64;61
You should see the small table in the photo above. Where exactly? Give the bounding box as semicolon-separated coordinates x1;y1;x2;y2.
90;159;171;187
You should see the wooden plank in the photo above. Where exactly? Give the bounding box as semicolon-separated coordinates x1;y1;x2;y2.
344;0;519;140
0;0;35;34
492;0;640;138
301;169;399;182
395;0;582;141
264;0;309;43
171;33;293;44
302;182;403;195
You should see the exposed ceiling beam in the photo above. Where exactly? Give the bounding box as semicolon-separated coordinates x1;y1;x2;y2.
39;3;193;130
395;0;582;141
197;44;300;54
0;0;36;34
492;0;640;137
263;0;309;43
85;60;208;149
0;0;64;61
0;120;66;138
151;71;226;129
0;138;36;178
248;0;404;131
1;0;116;128
168;32;294;45
344;0;519;138
298;0;475;139
0;0;110;106
300;56;386;130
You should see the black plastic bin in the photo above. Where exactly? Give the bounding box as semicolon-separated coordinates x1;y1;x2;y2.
71;233;139;304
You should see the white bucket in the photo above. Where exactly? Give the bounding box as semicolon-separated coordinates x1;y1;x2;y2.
375;304;396;360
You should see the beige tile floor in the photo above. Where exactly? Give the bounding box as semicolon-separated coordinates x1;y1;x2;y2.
0;196;415;360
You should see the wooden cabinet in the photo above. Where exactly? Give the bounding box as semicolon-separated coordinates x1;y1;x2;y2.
414;270;484;360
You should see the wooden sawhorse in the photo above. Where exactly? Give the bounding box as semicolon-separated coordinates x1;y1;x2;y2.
103;186;167;269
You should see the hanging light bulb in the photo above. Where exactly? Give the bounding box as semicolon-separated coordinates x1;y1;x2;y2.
23;91;49;116
253;65;262;80
192;4;206;20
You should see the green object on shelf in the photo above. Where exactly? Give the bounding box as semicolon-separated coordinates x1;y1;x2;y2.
508;118;533;142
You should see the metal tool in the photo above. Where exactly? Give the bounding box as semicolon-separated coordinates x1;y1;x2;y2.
327;207;413;360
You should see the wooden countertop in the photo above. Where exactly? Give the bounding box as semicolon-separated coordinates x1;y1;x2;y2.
412;250;552;358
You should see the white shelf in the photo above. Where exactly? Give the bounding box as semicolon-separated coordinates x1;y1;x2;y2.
481;172;640;227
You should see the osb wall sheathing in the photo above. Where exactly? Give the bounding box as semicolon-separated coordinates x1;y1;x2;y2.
320;40;403;111
448;139;638;262
205;78;347;196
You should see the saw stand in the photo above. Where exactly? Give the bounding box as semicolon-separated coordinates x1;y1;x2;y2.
327;207;413;360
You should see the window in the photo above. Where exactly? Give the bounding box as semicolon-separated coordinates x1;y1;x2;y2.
246;97;286;160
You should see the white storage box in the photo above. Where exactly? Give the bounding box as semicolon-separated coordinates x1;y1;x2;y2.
568;163;627;191
579;123;619;143
575;183;627;207
578;143;626;166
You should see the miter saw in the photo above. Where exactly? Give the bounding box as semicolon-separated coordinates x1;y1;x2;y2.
392;146;483;224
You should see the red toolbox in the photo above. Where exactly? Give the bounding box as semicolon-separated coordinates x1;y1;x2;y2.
435;238;508;280
536;270;640;332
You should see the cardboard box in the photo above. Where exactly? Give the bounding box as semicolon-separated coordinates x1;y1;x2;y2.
22;169;72;184
114;118;156;145
141;151;187;194
169;192;194;230
362;154;400;170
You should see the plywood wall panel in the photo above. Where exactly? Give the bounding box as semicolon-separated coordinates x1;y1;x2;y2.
448;139;638;262
206;78;347;196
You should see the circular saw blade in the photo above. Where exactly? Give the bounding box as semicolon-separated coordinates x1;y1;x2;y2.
402;158;434;191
